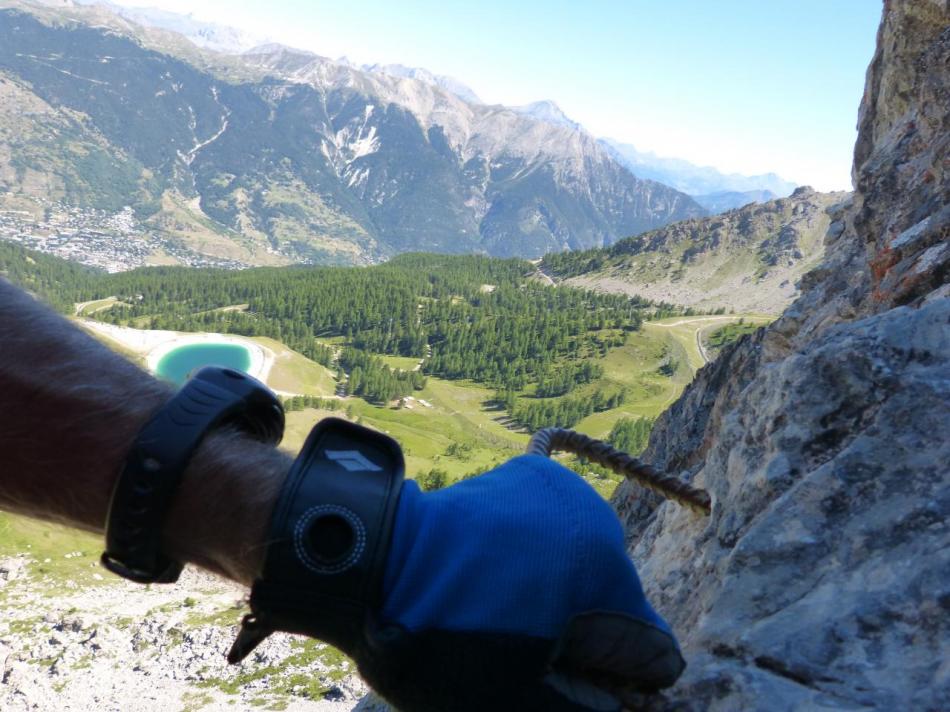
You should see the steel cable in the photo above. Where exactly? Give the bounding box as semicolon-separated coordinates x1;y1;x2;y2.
526;428;712;516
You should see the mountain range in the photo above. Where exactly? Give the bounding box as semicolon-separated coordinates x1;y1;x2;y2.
600;138;798;197
82;1;799;205
0;0;803;270
599;138;800;213
78;0;268;53
0;1;709;267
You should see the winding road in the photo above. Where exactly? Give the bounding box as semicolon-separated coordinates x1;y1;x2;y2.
649;315;748;365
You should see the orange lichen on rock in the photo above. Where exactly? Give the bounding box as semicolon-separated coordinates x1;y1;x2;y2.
869;245;900;300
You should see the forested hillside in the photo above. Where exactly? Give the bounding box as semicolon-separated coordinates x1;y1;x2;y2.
0;240;98;310
2;243;688;428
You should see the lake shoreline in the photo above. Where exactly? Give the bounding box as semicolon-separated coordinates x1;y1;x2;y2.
78;319;274;384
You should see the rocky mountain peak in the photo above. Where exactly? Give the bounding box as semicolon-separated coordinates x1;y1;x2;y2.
361;62;483;105
611;1;949;708
510;100;583;131
789;184;816;198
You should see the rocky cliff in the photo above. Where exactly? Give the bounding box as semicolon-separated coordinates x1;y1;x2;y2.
611;1;949;708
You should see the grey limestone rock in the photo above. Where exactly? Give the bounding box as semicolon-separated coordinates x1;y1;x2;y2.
611;2;950;708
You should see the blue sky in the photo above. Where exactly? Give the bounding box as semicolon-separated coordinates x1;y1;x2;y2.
109;1;882;191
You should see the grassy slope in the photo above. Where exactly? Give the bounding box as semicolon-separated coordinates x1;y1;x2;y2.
75;297;120;317
0;515;107;592
649;315;772;370
575;315;771;437
281;376;527;481
376;354;422;371
251;336;337;396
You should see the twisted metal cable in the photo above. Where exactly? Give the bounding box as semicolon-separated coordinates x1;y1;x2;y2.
527;428;712;516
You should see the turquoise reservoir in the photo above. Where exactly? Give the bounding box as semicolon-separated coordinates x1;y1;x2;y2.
155;343;251;385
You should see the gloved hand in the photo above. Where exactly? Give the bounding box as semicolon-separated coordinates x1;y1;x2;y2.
357;454;685;712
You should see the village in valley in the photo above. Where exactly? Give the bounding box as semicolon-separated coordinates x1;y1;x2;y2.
0;195;245;273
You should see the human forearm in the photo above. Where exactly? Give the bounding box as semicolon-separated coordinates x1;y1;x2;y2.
0;279;289;584
162;429;290;584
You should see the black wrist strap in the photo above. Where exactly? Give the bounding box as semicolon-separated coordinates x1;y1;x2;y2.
228;417;405;664
102;366;284;584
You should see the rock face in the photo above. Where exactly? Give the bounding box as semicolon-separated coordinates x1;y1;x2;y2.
611;2;950;708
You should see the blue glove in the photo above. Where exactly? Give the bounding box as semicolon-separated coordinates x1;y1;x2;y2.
357;454;685;711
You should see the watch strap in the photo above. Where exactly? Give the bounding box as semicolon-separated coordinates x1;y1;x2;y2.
229;417;405;663
102;366;284;584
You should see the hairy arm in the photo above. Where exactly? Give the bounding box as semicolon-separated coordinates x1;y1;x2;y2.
0;279;291;585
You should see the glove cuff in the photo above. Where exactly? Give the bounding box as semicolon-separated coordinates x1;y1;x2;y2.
228;417;405;663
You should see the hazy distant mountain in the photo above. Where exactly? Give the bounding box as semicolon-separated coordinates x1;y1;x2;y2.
542;187;849;314
0;2;705;267
601;138;798;200
691;189;778;213
510;107;793;212
75;0;268;53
